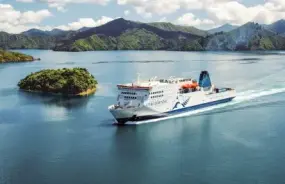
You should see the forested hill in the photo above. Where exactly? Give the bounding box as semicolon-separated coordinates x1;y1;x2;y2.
0;50;36;63
54;18;205;51
1;18;285;52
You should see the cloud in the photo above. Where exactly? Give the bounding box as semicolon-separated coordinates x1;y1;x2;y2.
55;16;114;30
18;0;111;11
158;17;167;22
117;0;285;25
0;4;52;33
117;0;232;18
265;0;285;11
207;1;285;25
124;10;130;16
16;0;34;2
176;13;215;29
0;3;113;33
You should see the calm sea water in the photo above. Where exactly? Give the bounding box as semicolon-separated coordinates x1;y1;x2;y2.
1;50;285;184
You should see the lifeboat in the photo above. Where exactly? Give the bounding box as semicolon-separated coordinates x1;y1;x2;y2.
182;82;198;89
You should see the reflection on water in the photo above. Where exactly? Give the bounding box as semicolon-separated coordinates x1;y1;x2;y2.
92;60;176;64
1;50;285;184
19;91;91;109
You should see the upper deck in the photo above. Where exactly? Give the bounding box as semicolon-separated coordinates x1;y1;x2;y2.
117;76;195;91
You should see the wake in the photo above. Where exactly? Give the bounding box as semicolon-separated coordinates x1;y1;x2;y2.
126;87;285;125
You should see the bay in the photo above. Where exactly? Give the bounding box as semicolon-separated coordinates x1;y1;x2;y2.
0;50;285;184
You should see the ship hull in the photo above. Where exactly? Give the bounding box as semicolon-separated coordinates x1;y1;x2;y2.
110;96;235;125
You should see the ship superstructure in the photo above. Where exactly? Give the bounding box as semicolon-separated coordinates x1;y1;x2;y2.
109;71;236;124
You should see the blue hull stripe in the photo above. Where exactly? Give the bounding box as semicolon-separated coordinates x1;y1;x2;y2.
167;97;235;115
116;97;235;124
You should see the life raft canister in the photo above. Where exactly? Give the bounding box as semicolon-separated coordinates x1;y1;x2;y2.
182;82;199;89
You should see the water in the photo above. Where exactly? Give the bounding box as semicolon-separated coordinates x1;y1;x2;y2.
1;50;285;184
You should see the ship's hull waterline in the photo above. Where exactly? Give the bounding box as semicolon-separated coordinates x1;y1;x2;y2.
108;71;236;125
110;96;235;125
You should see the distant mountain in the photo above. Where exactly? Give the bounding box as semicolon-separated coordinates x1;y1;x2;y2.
78;27;92;32
0;31;56;49
266;19;285;35
22;29;50;37
2;18;285;52
49;29;68;36
22;28;69;37
69;18;202;40
205;22;285;51
208;24;238;34
148;22;207;37
54;18;204;51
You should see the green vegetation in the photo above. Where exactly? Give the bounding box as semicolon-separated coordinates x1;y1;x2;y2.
117;29;164;50
2;18;285;52
0;32;56;49
148;22;207;37
18;68;98;96
205;22;285;51
55;28;204;52
0;49;36;63
71;35;117;51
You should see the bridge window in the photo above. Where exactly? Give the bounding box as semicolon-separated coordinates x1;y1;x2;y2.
121;92;136;95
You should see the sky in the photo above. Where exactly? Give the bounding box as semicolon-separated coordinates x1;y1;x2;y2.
0;0;285;33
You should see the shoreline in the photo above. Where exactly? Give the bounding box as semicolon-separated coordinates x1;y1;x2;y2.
0;50;40;63
19;88;96;97
0;58;40;63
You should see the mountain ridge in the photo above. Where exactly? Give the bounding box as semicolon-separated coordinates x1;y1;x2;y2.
1;18;285;51
208;24;238;34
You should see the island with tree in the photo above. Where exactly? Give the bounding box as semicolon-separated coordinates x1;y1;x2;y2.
18;68;98;96
0;49;39;63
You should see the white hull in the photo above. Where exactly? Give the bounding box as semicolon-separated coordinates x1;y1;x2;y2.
109;89;236;124
109;71;236;125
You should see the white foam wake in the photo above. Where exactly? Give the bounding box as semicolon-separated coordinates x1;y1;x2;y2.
126;87;285;125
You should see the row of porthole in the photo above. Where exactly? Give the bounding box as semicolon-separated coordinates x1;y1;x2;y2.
148;100;167;106
151;95;164;99
124;96;137;99
122;92;136;95
150;91;163;95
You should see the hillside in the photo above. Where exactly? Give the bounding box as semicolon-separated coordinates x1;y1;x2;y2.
208;24;238;34
205;22;285;51
1;18;285;52
0;32;56;49
266;19;285;35
18;68;98;96
0;50;37;63
54;18;204;51
148;22;207;37
22;28;70;37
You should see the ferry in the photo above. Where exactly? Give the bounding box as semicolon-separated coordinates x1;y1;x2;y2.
109;71;236;125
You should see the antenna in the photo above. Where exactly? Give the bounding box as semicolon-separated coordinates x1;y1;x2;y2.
136;73;140;84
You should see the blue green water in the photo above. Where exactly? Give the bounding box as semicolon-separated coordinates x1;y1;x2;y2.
1;50;285;184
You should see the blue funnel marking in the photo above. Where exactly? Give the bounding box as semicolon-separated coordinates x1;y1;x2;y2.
199;71;212;89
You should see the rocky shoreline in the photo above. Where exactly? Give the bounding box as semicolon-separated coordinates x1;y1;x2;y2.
0;50;40;63
18;68;98;96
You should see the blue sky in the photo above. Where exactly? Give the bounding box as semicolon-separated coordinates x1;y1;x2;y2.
0;0;285;33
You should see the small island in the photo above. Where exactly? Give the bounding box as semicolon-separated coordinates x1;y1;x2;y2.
0;49;39;63
18;68;98;96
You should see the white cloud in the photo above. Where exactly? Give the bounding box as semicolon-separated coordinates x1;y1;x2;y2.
55;16;114;30
124;10;130;16
116;0;285;25
176;13;215;29
0;3;113;33
117;0;232;18
0;4;52;33
265;0;285;11
207;1;285;25
16;0;34;2
18;0;111;11
158;17;167;22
